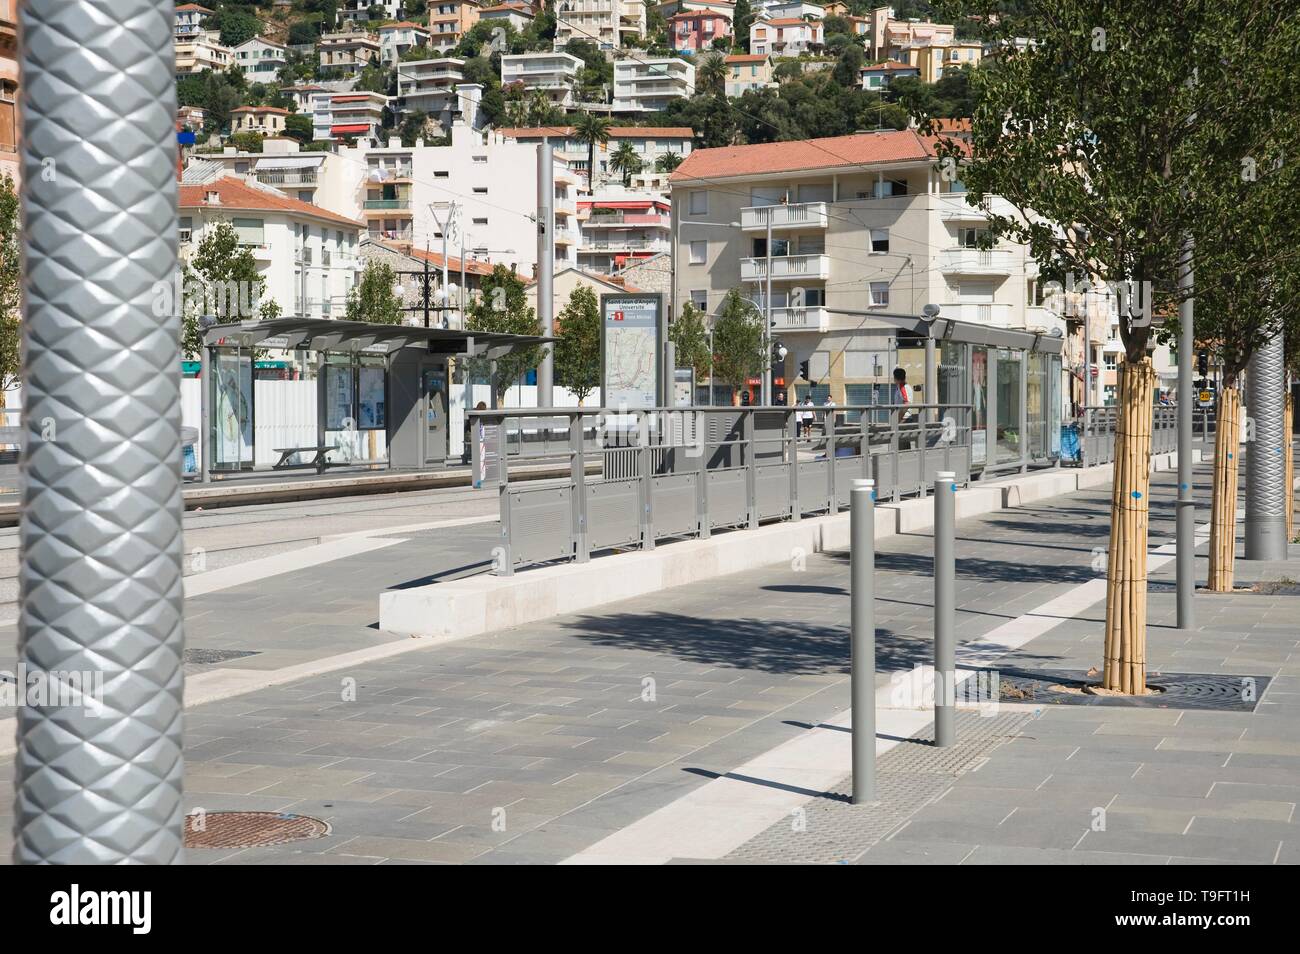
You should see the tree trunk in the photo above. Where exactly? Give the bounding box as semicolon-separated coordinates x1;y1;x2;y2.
1102;357;1155;694
1286;392;1294;542
1208;384;1242;591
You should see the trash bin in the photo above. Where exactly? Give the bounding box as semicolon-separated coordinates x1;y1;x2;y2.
181;425;198;478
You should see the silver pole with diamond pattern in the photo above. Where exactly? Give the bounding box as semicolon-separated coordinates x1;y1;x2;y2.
14;0;185;863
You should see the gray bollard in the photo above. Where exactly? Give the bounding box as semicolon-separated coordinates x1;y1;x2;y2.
851;478;876;804
933;471;957;747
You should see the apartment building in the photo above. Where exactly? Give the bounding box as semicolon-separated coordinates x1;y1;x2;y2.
859;60;918;91
754;1;825;20
397;58;467;120
174;3;213;39
667;10;732;54
724;53;773;97
427;0;482;52
479;3;537;32
178;105;208;133
0;0;16;184
329;92;389;143
232;36;287;80
378;22;433;65
898;40;983;82
320;31;382;75
670;130;1058;404
179;176;365;320
283;83;329;114
866;5;955;61
231;106;290;137
612;58;695;113
336;119;579;273
501;52;584;108
338;0;403;24
184;138;356;218
554;0;646;53
750;17;824;56
577;190;672;273
497;125;693;187
175;31;234;74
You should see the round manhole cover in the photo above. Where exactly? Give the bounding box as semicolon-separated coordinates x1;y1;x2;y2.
184;811;330;850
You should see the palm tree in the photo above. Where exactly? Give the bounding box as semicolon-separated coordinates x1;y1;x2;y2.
655;152;684;174
696;52;727;96
574;111;613;187
609;141;643;186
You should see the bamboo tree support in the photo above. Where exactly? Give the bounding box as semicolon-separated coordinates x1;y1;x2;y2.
1103;358;1155;694
1285;393;1294;542
1208;386;1242;591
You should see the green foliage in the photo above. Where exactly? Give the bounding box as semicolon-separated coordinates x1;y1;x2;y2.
214;8;261;48
465;265;541;400
288;21;321;46
696;53;728;96
0;175;19;391
574;112;613;184
346;261;404;324
711;290;765;392
180;220;273;360
230;131;264;153
732;0;755;52
398;110;432;146
655;152;684;173
609;141;643;186
554;285;601;404
284;112;315;143
669;302;711;382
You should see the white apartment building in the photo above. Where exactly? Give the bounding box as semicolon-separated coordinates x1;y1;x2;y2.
670;130;1060;403
750;17;824;56
555;0;646;52
397;57;467;120
754;1;824;19
612;57;695;113
320;31;382;75
175;31;233;74
178;176;365;321
501;52;584;109
232;36;287;80
174;3;212;39
283;83;328;114
328;91;389;143
337;117;579;273
231;106;290;136
479;3;536;32
577;189;672;273
184;138;356;218
338;0;403;25
378;21;432;65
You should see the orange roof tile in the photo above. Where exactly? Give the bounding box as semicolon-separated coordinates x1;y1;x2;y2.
725;54;770;64
763;17;818;26
497;125;577;138
392;241;498;277
232;105;289;115
669;130;937;182
609;127;694;139
179;177;364;229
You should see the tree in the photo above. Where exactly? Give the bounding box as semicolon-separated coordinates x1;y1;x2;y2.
711;290;765;403
284;113;314;144
732;0;755;52
398;109;432;146
346;261;404;324
574;111;612;187
213;8;261;48
937;0;1300;694
696;52;728;96
465;265;541;401
0;175;19;399
609;141;643;186
554;285;601;405
655;152;684;174
669;302;711;384
179;220;275;359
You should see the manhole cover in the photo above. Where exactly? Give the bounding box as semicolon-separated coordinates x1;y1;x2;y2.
992;668;1269;711
184;811;330;850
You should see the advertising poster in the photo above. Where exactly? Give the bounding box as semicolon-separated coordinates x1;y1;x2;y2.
326;364;354;430
213;352;253;467
358;366;385;430
602;294;662;410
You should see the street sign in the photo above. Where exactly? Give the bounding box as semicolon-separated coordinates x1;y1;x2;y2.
600;293;664;409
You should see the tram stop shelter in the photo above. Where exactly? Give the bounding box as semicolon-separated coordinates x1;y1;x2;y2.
197;317;550;478
822;309;1066;477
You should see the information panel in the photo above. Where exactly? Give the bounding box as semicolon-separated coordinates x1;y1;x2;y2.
601;294;664;410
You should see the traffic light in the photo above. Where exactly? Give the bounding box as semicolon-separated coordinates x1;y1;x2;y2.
1197;350;1208;376
798;359;810;381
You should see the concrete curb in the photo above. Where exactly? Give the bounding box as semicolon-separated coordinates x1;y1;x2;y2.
378;449;1202;641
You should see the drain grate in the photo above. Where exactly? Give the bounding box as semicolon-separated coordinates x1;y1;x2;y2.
183;648;261;666
184;811;330;850
994;668;1269;711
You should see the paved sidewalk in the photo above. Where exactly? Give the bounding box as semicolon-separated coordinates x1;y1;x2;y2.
0;458;1295;864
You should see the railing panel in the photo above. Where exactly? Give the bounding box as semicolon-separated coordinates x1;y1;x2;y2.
507;486;574;566
707;468;748;528
586;480;641;551
756;462;792;519
650;472;698;538
798;459;830;513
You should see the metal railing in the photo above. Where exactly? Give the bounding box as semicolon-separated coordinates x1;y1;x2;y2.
1068;404;1182;467
471;404;972;575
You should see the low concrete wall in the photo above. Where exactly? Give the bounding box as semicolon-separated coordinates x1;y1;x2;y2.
379;459;1163;641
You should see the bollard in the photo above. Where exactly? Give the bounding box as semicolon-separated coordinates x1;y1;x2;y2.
933;471;957;747
850;478;876;804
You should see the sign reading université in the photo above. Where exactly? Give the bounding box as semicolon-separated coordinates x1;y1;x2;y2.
600;293;665;410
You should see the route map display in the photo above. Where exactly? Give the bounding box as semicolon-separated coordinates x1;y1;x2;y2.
601;294;663;409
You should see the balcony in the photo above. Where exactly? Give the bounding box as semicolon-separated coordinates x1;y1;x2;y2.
938;247;1015;275
582;238;671;252
365;198;411;211
584;211;672;228
741;202;829;231
938;194;1014;222
768;306;830;332
255;170;319;186
940;302;1013;326
740;253;831;282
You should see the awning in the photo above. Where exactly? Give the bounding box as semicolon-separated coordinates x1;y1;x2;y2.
203;317;552;357
254;156;322;170
331;123;371;135
822;309;1066;355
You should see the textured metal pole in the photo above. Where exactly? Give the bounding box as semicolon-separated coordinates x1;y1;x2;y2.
536;142;554;407
933;471;956;747
1176;235;1195;627
1245;331;1287;560
664;340;675;408
763;214;772;406
15;0;185;864
851;478;876;803
924;336;937;425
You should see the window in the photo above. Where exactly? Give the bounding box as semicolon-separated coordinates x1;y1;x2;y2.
872;178;908;199
869;281;889;307
473;186;488;194
473;217;488;226
689;240;706;264
434;170;449;178
869;228;889;253
690;289;708;310
688;190;708;215
232;217;265;246
1104;353;1117;370
1027;279;1046;306
179;217;193;243
959;227;990;248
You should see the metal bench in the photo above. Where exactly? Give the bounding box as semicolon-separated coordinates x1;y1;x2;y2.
272;445;333;475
